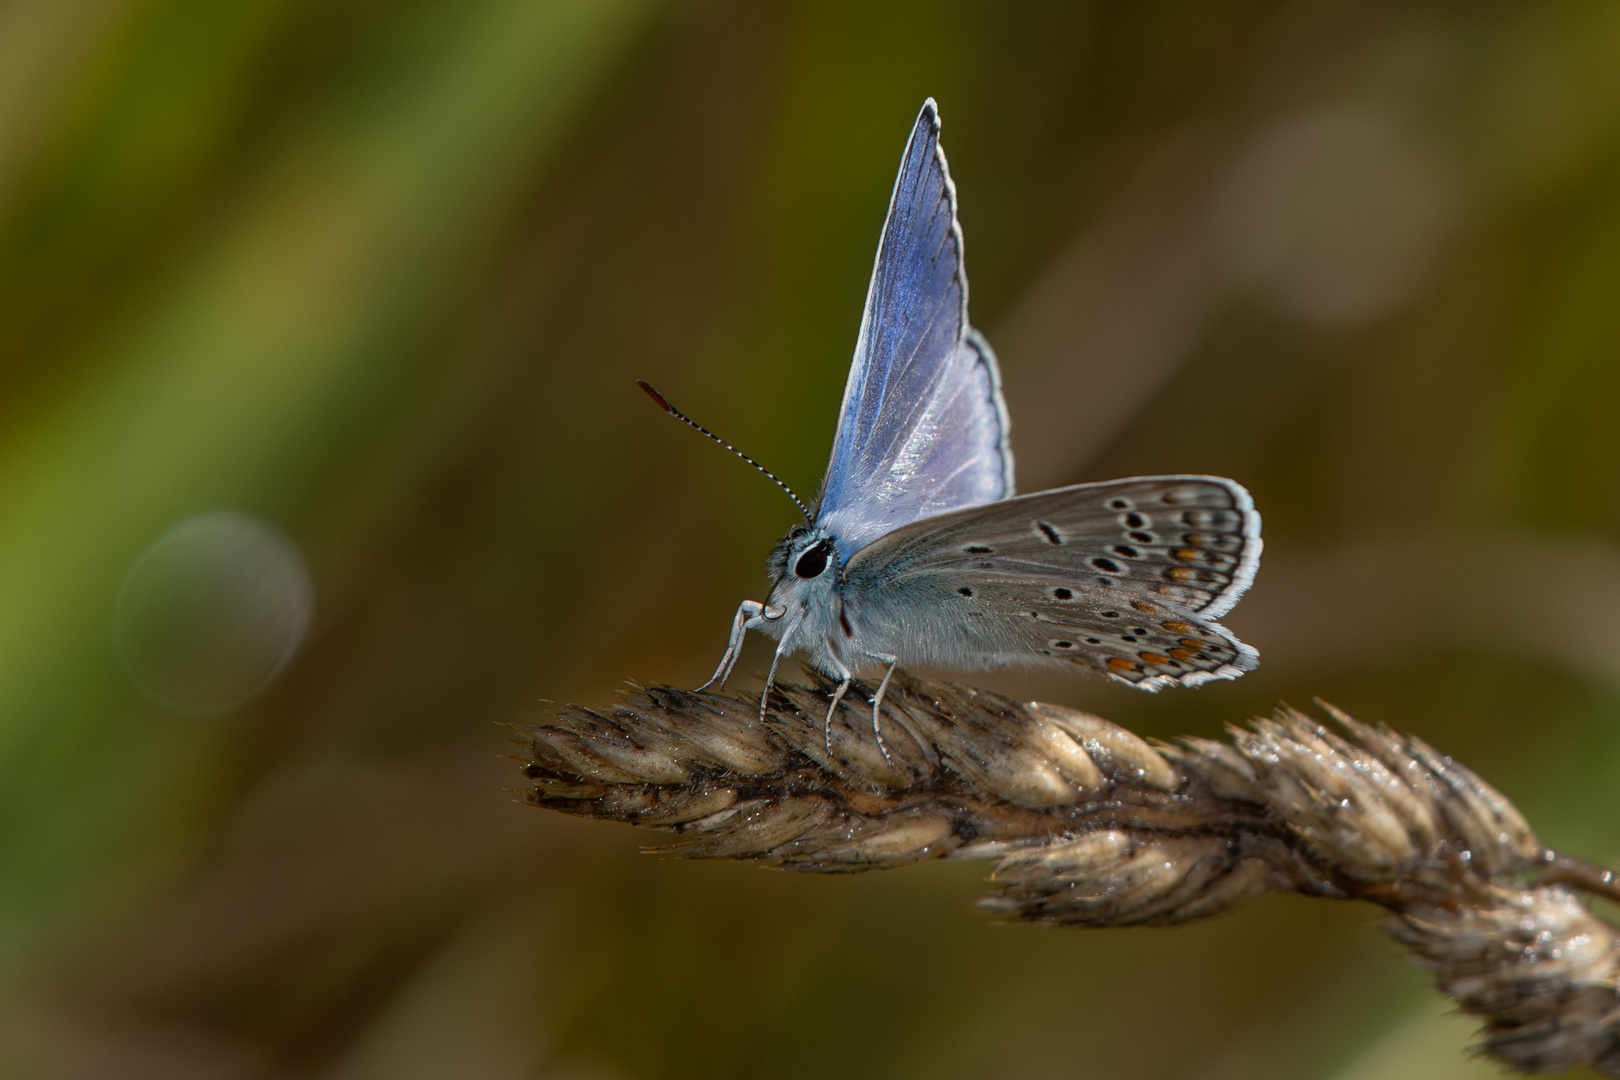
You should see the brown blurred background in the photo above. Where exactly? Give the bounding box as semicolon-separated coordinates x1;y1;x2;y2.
1;1;1619;1077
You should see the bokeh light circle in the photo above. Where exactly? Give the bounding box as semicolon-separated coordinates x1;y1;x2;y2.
114;511;314;714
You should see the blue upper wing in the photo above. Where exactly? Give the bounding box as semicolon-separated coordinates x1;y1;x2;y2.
815;99;1015;561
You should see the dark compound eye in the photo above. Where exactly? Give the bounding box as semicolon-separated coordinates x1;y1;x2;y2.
794;539;833;579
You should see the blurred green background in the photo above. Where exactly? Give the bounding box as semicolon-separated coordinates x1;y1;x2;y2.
2;1;1619;1076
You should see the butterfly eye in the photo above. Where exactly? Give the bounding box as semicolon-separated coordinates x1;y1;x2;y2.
794;539;833;579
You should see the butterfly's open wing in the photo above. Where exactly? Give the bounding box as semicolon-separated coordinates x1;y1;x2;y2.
841;477;1262;690
815;99;1013;559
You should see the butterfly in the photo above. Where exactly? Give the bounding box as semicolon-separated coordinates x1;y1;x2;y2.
641;99;1261;759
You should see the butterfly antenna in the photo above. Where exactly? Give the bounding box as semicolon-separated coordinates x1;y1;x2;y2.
636;380;813;522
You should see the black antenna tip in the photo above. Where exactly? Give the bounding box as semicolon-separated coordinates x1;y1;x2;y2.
636;379;675;414
632;378;814;523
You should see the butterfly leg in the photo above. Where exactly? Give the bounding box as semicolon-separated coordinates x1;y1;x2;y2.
821;655;854;762
758;633;793;723
697;599;782;693
865;652;898;768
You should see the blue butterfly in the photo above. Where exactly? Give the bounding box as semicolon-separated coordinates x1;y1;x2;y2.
643;100;1261;756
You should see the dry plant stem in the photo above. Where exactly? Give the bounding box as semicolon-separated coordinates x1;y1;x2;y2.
516;673;1620;1077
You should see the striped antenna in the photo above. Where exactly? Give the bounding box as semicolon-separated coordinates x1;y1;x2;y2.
636;380;813;523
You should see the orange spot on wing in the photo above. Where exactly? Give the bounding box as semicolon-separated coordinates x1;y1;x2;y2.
1162;621;1191;633
1139;652;1170;665
1168;648;1197;661
1175;548;1200;561
1106;657;1141;673
1179;638;1205;649
1168;567;1197;581
1130;600;1157;612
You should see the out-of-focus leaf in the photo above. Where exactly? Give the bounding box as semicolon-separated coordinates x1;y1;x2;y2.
0;0;660;966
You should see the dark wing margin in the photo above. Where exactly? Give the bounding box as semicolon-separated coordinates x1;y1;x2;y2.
965;327;1016;500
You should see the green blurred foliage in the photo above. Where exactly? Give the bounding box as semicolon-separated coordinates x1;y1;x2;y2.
0;1;1618;1077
